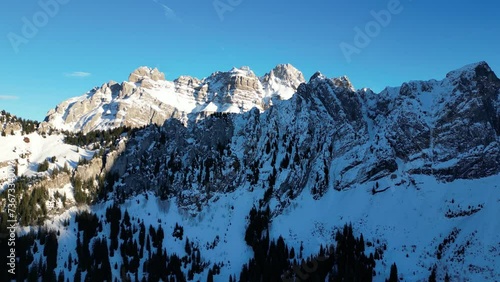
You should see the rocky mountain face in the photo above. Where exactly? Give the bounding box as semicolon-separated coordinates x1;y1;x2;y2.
36;61;500;211
3;61;500;281
103;62;500;211
43;64;305;133
370;61;500;181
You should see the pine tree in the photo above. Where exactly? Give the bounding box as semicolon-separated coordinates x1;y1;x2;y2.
44;231;58;273
37;159;50;172
185;238;191;255
207;269;214;282
68;253;72;272
62;162;70;174
74;268;81;282
58;270;65;282
387;263;398;282
428;266;437;282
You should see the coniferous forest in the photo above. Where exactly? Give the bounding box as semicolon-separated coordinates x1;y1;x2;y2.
1;199;401;282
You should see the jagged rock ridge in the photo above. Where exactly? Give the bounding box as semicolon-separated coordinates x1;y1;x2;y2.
43;64;306;133
107;61;500;208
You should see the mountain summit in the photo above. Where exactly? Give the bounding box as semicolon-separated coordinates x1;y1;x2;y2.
128;66;166;83
43;64;306;133
42;62;499;148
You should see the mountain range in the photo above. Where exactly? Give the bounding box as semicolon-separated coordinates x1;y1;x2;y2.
44;61;500;184
1;61;499;281
43;64;305;133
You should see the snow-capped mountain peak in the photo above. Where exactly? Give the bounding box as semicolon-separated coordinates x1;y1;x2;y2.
128;66;166;83
309;71;325;82
260;63;305;100
228;66;255;77
43;65;305;133
443;61;500;94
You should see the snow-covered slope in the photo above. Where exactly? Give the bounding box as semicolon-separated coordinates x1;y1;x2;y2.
1;112;83;183
0;132;92;179
37;173;499;281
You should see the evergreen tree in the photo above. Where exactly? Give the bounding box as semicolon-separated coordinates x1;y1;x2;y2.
44;231;59;273
37;159;50;172
207;269;214;282
74;268;82;282
428;266;437;282
185;238;192;255
57;270;65;282
387;263;398;282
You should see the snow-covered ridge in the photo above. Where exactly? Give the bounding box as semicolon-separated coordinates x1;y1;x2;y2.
445;61;490;81
44;61;498;135
43;64;306;133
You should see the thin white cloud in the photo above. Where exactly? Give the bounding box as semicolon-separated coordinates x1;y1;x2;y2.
0;95;18;100
153;0;182;23
65;71;91;78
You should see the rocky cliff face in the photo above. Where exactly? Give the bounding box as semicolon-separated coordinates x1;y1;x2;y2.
43;65;305;133
103;62;500;212
128;67;166;83
261;63;306;100
41;62;500;199
369;62;500;181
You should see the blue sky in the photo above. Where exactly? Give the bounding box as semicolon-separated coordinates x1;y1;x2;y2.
0;0;499;121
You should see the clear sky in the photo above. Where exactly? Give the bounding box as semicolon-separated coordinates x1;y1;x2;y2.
0;0;499;121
